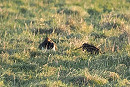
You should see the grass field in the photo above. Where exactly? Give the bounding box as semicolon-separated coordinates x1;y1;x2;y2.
0;0;130;87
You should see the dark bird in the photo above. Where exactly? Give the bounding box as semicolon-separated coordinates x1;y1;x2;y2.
75;43;100;54
38;37;56;51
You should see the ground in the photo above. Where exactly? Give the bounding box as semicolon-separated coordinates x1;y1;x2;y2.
0;0;130;87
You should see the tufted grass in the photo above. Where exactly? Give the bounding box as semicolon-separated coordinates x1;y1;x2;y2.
0;0;130;87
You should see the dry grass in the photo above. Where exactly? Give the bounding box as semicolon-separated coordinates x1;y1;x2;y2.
0;0;130;87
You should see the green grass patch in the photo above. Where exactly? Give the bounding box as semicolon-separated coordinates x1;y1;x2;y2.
0;0;130;86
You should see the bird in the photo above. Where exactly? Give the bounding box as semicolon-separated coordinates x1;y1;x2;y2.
75;43;99;54
38;37;56;51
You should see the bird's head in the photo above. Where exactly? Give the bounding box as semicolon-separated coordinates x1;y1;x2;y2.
45;37;51;41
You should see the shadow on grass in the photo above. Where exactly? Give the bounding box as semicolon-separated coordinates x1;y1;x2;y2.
57;8;79;15
3;74;21;87
9;57;37;72
48;58;88;69
3;73;47;87
32;28;53;35
63;76;88;87
32;27;68;35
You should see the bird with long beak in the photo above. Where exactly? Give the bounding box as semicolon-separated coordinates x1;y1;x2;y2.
38;37;57;51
